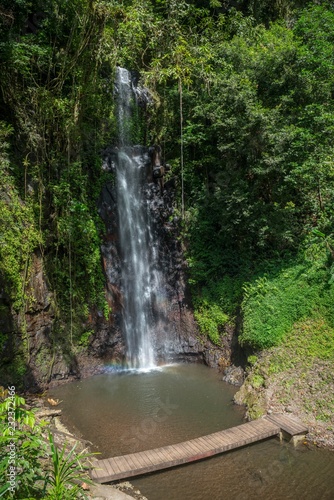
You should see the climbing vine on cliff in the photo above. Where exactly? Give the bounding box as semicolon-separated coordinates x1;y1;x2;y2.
0;123;41;311
0;1;119;382
1;0;334;370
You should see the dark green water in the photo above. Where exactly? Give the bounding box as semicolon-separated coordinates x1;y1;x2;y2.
50;364;334;500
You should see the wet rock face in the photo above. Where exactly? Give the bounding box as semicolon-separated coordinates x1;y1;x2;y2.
24;254;54;356
0;251;125;391
2;145;240;389
146;181;203;361
0;253;56;390
98;147;202;364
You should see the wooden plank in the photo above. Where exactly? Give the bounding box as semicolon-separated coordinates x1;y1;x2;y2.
142;450;159;468
98;459;116;477
185;440;204;456
133;452;152;469
106;458;122;475
192;440;211;457
122;453;143;471
232;434;249;447
234;424;256;437
90;464;107;481
265;414;308;435
210;431;230;446
158;445;177;462
239;426;262;440
92;461;115;481
172;442;191;458
256;419;280;434
195;435;217;451
135;451;152;468
153;447;171;464
279;415;307;433
246;419;277;432
122;455;136;472
212;433;235;447
233;425;254;439
177;440;212;462
179;444;198;462
147;445;182;468
113;455;131;473
230;424;255;437
203;430;229;444
169;444;188;460
90;457;109;480
220;428;241;444
262;418;283;429
240;421;267;434
163;445;181;461
144;447;161;464
90;413;305;483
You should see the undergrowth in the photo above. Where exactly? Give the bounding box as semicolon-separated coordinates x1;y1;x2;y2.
237;316;334;424
268;317;334;374
192;274;243;345
240;253;334;349
190;245;334;353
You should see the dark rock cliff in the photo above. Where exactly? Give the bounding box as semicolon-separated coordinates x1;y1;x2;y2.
98;146;203;365
0;148;241;390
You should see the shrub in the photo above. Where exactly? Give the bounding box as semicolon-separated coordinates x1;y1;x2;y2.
194;302;228;345
0;389;94;499
240;256;334;349
0;389;48;498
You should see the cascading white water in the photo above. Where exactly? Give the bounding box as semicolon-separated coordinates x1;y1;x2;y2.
115;67;157;369
115;67;132;147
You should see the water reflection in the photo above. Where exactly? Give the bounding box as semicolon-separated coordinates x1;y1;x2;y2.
50;364;243;457
133;438;334;500
50;364;334;500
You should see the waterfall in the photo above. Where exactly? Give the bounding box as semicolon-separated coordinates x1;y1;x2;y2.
115;67;132;147
115;67;157;369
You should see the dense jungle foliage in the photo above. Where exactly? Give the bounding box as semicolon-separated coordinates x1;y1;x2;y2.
0;0;334;385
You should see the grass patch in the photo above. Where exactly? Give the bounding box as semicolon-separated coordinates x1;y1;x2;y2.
249;373;264;389
240;257;334;349
268;317;334;374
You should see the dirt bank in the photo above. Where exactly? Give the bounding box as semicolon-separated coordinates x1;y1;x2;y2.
234;346;334;450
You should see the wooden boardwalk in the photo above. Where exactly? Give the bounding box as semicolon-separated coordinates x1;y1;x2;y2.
90;414;308;484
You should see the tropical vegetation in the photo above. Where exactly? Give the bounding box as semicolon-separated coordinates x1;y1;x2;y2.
1;0;334;492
